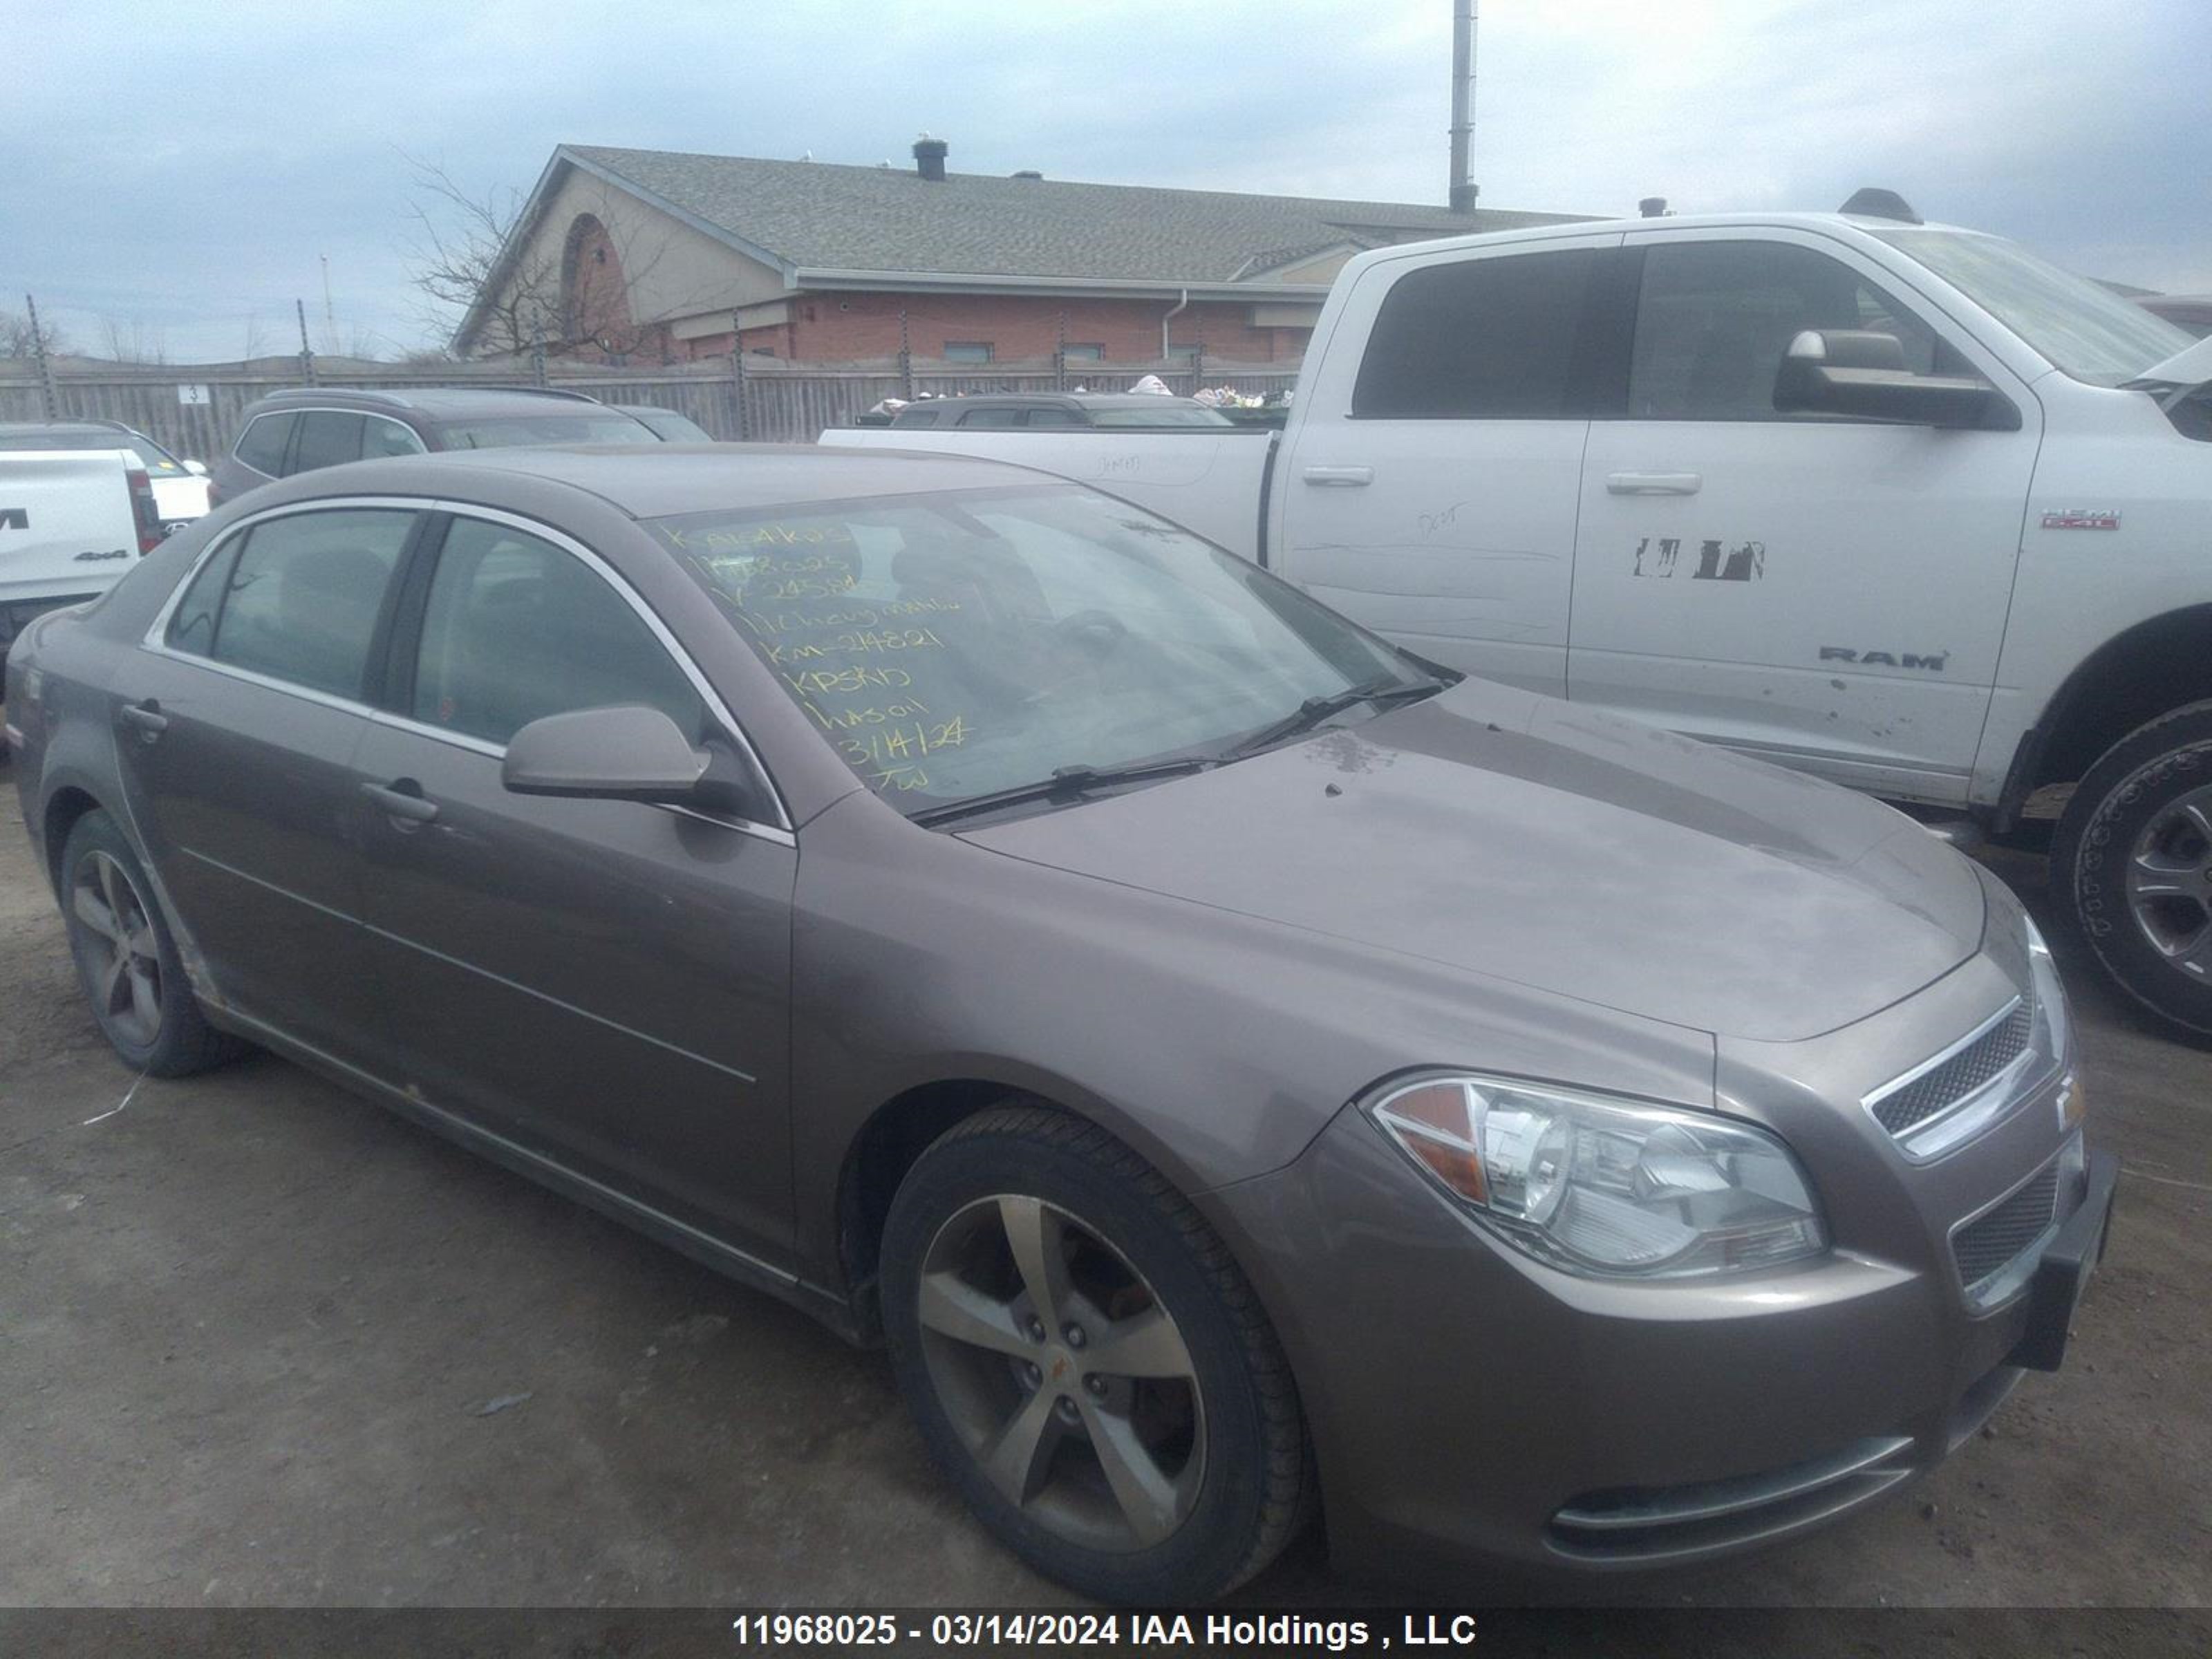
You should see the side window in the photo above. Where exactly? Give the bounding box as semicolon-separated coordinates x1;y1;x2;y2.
411;517;706;748
232;412;296;476
290;411;366;474
957;406;1026;428
1024;407;1083;427
205;509;415;697
1628;241;1956;420
166;540;243;656
362;415;424;458
1352;248;1606;418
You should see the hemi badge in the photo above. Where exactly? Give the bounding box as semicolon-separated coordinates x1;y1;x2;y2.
2041;509;2119;530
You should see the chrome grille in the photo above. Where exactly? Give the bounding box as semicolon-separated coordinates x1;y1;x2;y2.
1953;1163;2059;1292
1868;1001;2032;1136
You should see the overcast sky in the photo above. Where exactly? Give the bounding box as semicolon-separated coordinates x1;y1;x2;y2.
8;0;2207;361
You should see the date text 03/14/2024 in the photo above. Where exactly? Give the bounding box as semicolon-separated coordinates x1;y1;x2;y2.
728;1611;1481;1650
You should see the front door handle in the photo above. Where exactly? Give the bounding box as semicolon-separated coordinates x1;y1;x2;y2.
1301;465;1374;487
118;700;169;738
1606;471;1703;495
362;780;439;825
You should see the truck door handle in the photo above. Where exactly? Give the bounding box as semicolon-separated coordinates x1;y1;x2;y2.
1301;465;1374;487
118;700;169;738
1606;471;1703;495
362;780;440;825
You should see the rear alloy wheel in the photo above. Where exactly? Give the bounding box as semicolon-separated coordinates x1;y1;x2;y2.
2054;700;2212;1040
60;810;245;1076
881;1107;1309;1602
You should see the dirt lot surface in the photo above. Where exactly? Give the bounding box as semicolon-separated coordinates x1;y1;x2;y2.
2;780;2206;1640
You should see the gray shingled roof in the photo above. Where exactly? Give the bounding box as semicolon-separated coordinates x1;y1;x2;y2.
562;144;1586;284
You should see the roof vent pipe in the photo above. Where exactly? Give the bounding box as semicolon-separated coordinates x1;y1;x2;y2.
1638;196;1669;218
912;135;948;181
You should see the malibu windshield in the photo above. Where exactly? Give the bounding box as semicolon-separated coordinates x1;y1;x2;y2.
651;486;1431;813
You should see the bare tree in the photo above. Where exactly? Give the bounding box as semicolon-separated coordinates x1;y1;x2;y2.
239;312;271;362
401;153;692;362
0;306;68;359
95;317;169;365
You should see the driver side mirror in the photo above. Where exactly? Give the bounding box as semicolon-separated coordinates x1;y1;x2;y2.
183;459;209;476
1774;330;2018;430
502;704;711;802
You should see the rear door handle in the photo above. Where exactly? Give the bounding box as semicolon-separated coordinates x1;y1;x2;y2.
362;780;440;825
118;700;169;737
1606;471;1703;495
1301;465;1374;487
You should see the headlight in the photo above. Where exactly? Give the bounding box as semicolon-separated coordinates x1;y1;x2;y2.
1367;1074;1827;1279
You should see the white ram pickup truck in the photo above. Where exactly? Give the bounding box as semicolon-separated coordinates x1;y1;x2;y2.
825;196;2212;1035
0;449;161;673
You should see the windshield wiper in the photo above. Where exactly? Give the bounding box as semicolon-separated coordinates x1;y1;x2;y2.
908;756;1215;828
1221;675;1445;760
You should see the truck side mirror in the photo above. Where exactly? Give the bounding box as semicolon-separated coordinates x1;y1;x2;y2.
1775;330;2018;430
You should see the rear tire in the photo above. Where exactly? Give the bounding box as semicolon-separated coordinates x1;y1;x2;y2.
59;809;247;1076
880;1105;1311;1602
2052;700;2212;1042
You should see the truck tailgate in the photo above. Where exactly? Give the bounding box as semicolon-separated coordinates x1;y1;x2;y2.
0;451;138;607
818;428;1275;560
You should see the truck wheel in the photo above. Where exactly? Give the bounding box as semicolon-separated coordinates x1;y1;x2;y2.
879;1105;1311;1603
2052;701;2212;1041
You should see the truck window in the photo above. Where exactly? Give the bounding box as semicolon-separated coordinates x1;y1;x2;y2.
1351;248;1606;419
1628;241;1950;421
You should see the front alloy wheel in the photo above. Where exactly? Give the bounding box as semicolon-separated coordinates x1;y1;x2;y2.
916;1194;1205;1553
881;1106;1309;1602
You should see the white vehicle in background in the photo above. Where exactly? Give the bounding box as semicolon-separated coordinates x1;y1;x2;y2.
0;447;163;674
0;420;214;536
827;191;2212;1038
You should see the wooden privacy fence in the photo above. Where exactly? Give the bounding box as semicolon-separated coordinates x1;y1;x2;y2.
0;356;1302;461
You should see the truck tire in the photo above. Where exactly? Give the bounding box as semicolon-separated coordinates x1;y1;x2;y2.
2052;700;2212;1041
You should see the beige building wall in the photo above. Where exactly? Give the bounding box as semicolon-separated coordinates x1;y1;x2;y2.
494;166;789;338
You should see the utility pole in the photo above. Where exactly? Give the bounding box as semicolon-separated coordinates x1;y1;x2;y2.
1449;0;1479;212
295;298;318;386
320;254;336;353
24;292;59;420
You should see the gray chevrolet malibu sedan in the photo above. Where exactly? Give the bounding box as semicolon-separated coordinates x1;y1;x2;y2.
5;446;2115;1601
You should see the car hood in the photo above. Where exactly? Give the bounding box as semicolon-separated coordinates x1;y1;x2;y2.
959;681;1985;1043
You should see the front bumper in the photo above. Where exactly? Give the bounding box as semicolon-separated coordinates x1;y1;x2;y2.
1205;1103;2115;1590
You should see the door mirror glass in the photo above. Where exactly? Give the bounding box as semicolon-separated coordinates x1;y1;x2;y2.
501;704;710;801
1775;330;2014;428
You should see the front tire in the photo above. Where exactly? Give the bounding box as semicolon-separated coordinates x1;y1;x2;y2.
60;809;245;1076
880;1105;1310;1602
2052;700;2212;1041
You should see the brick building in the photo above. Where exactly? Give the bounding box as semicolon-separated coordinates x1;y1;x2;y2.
453;138;1584;367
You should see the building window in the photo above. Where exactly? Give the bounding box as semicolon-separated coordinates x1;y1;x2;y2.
942;341;994;363
1062;343;1105;361
1166;342;1201;361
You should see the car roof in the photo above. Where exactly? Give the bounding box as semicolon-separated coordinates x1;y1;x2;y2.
0;420;133;438
246;386;633;421
280;443;1075;521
